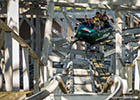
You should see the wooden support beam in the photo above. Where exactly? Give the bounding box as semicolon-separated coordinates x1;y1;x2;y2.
4;32;13;91
41;0;54;84
0;67;3;91
53;0;140;7
41;0;54;65
115;11;123;76
130;14;134;28
35;15;41;57
134;59;140;90
34;59;39;93
22;48;30;91
7;0;20;90
0;55;4;91
0;19;44;66
104;49;115;57
0;30;5;51
30;14;34;64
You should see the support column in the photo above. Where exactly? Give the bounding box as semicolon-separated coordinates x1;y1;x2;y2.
41;0;54;84
7;0;20;90
110;54;116;74
34;59;39;93
22;48;29;91
36;15;41;57
115;11;123;76
130;14;134;28
134;50;140;90
115;11;128;94
30;14;34;64
4;32;13;91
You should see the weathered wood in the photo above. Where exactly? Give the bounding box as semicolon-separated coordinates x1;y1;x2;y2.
134;60;140;90
4;32;13;91
0;62;3;91
35;15;41;57
134;50;140;90
115;11;123;76
22;48;30;91
7;0;20;90
0;19;44;66
41;0;54;65
104;49;115;57
30;14;34;64
0;30;4;51
41;0;54;84
34;59;39;93
130;14;134;28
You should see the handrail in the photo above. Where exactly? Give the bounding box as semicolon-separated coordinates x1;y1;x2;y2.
25;74;67;100
0;19;44;66
106;75;122;100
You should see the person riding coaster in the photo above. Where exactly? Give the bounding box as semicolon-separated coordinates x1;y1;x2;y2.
75;23;113;45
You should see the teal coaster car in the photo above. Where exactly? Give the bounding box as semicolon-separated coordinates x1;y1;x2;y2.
76;24;113;45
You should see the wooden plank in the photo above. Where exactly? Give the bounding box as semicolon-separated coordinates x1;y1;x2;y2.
22;48;30;91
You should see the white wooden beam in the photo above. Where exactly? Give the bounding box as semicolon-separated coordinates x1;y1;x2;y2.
41;0;54;84
115;11;123;76
134;59;140;90
22;48;30;91
7;0;20;90
41;0;54;65
4;32;13;91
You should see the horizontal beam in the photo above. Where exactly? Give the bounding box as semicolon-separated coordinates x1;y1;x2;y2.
104;49;115;57
123;28;140;35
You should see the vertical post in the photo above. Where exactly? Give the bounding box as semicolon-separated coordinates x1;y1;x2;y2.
115;11;129;93
30;14;34;64
0;31;5;51
0;57;4;91
34;59;39;93
22;48;30;91
130;14;134;28
36;15;41;57
134;51;140;90
115;11;123;76
115;32;123;76
4;32;13;91
7;0;20;90
122;13;126;29
41;0;54;84
63;17;68;38
110;54;116;74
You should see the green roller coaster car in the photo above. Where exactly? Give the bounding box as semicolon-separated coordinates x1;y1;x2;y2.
76;24;113;44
